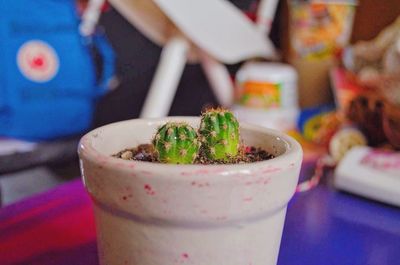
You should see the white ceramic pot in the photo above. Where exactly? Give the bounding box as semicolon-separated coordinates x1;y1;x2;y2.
78;117;302;265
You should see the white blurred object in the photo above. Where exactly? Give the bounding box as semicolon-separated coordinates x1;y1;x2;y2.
236;62;298;108
383;36;400;74
256;0;279;35
334;146;400;207
232;62;299;131
154;0;275;63
329;127;367;162
140;37;189;119
79;0;106;36
0;139;37;156
233;105;298;132
108;0;276;118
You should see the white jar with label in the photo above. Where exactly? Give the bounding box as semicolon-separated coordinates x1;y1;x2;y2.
232;62;299;131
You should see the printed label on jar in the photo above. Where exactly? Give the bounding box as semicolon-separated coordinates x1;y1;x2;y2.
237;81;281;109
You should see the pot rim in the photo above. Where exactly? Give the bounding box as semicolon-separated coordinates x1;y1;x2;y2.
78;117;303;179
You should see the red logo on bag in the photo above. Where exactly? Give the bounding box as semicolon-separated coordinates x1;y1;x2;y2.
17;40;59;82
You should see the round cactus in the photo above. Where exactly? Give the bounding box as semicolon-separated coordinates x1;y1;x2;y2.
199;108;240;161
152;122;200;164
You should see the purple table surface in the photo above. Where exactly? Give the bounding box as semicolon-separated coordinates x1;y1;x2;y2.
1;172;400;264
279;183;400;265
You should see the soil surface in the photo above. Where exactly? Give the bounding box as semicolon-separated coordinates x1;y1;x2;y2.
113;144;274;164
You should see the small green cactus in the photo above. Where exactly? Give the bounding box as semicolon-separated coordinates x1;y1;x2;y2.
152;122;200;164
199;108;240;161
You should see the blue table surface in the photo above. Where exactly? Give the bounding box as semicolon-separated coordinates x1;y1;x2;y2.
279;183;400;265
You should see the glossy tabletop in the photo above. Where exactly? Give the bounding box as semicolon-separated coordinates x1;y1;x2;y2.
0;165;399;265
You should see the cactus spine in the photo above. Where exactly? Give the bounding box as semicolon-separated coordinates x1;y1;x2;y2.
199;108;240;161
153;122;200;164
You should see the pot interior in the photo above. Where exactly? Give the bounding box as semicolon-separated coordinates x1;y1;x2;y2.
89;117;289;160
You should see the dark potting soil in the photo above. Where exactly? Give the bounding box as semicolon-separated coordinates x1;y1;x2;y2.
113;144;274;164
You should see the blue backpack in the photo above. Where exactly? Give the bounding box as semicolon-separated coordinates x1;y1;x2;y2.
0;0;115;140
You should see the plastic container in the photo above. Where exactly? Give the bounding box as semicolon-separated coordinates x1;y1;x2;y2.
233;62;299;131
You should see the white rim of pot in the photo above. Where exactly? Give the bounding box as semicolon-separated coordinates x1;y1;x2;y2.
79;117;303;181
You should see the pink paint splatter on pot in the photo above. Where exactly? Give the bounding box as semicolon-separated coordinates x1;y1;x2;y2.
191;181;210;188
144;184;155;195
121;194;133;201
262;167;281;174
140;170;153;176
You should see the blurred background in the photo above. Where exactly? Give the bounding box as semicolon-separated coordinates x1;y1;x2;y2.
0;0;399;206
